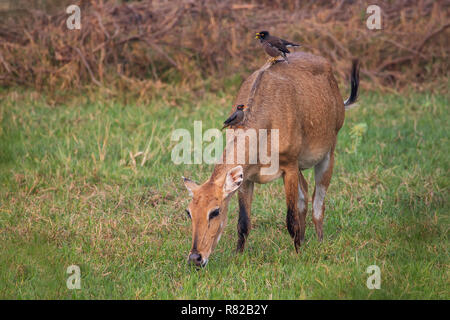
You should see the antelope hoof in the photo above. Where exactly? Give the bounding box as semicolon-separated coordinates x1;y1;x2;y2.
294;241;300;253
294;237;303;253
236;239;246;253
314;225;323;242
317;233;323;242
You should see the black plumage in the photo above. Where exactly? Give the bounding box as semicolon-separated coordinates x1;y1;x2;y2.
255;31;300;63
222;105;246;130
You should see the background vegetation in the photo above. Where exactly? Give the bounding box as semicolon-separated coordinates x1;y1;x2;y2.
0;0;449;99
0;0;448;299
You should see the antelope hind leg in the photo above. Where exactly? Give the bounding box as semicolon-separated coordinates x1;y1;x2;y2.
283;167;304;252
312;148;335;241
298;170;308;242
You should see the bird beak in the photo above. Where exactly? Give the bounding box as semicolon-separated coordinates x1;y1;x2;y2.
255;33;260;39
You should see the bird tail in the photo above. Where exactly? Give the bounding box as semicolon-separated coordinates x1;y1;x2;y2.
344;59;360;109
285;43;301;48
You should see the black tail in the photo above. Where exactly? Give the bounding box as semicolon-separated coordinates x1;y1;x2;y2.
344;59;360;109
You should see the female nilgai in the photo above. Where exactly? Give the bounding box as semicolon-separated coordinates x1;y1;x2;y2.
183;52;359;267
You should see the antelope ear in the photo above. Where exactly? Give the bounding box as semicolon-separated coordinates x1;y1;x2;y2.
223;166;244;199
183;176;199;197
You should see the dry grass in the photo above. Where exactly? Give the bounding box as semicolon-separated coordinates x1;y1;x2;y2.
0;0;448;98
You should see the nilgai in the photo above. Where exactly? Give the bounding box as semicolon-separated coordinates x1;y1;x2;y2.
183;52;360;267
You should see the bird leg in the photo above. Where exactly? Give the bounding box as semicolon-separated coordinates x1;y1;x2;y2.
267;57;278;64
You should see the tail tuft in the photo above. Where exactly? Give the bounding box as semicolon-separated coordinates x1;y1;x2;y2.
344;59;360;109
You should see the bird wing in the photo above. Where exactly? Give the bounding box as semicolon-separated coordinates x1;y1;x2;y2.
266;36;290;54
223;112;238;125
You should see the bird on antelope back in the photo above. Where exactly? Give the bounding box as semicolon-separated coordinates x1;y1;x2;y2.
221;104;247;130
255;31;301;64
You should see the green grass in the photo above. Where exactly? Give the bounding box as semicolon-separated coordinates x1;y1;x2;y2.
0;88;448;299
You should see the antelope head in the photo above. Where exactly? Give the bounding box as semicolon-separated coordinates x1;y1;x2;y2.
183;165;244;267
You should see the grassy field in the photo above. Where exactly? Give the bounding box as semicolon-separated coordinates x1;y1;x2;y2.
0;87;448;299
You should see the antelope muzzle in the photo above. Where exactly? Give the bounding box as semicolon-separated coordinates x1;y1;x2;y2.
187;251;208;268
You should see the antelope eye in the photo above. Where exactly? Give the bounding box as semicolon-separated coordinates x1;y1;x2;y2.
185;209;191;219
209;208;220;220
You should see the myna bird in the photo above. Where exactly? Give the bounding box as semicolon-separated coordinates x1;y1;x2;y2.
222;105;246;130
255;31;300;64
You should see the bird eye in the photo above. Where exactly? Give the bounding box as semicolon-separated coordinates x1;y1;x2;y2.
185;209;191;219
209;208;220;220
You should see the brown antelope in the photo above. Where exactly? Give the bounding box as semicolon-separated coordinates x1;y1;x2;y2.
183;52;359;267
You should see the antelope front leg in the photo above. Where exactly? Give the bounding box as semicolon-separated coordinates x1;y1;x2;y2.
312;148;335;241
236;180;254;252
283;167;304;252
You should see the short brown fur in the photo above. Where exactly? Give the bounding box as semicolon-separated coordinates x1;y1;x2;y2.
183;52;358;267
